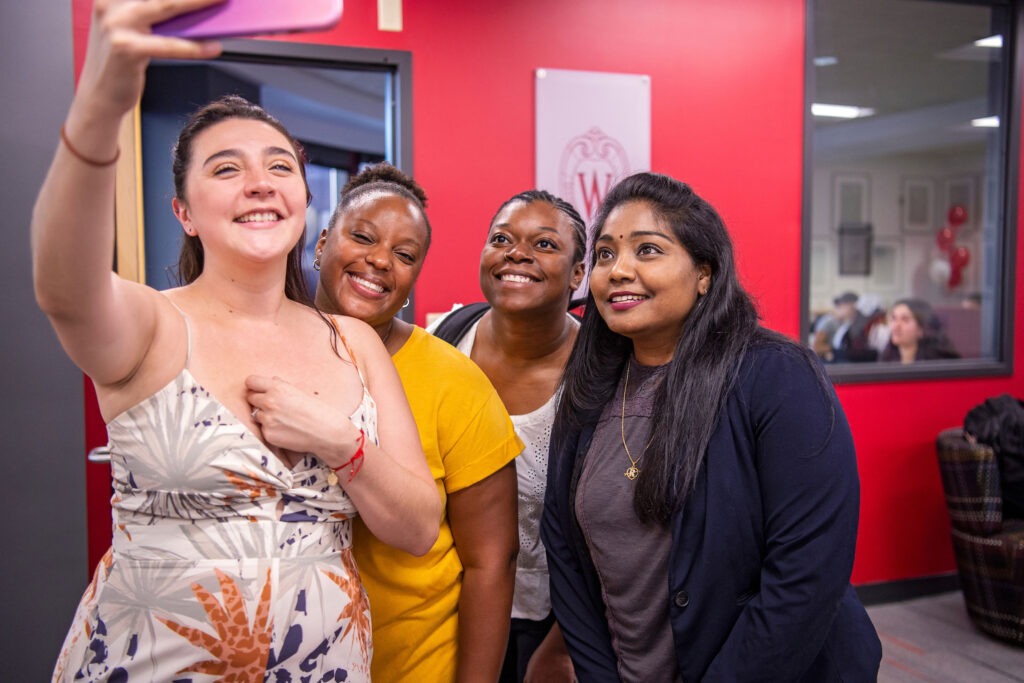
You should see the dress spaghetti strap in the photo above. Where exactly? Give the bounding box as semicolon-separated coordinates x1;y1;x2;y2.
327;315;368;390
165;298;193;369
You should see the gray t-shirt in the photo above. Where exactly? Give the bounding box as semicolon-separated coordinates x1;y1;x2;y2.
575;358;682;682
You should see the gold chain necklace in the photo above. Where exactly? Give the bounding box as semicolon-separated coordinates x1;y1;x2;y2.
621;361;655;480
380;318;395;346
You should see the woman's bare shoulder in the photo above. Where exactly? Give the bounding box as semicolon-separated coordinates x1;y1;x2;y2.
327;312;377;339
308;310;382;364
93;287;190;419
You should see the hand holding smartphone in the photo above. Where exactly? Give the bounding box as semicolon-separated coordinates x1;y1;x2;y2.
153;0;343;40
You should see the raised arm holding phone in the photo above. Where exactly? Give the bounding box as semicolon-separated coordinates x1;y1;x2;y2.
34;2;438;680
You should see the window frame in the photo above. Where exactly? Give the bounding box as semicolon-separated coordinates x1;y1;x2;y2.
801;0;1020;383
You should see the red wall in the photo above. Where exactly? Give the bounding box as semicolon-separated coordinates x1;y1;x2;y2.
73;0;1023;585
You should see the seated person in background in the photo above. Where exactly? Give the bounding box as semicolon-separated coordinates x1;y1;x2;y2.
961;291;983;309
964;394;1024;519
880;298;959;363
811;290;884;362
812;291;861;362
843;293;887;362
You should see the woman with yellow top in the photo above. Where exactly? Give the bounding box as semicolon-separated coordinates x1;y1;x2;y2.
313;163;523;681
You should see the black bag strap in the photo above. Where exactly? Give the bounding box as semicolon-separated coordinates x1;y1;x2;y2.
433;297;586;346
568;296;587;321
432;302;492;346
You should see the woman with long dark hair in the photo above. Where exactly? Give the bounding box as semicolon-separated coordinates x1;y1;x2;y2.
880;297;959;363
542;172;881;681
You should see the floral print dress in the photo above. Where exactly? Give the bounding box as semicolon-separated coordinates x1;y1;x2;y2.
54;319;375;683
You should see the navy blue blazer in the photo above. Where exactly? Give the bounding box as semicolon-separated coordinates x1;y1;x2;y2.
542;341;882;681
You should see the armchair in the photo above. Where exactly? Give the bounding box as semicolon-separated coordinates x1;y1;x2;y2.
935;427;1024;644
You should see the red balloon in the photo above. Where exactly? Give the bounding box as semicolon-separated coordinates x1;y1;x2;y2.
936;226;956;252
950;245;971;269
947;204;968;228
948;264;963;289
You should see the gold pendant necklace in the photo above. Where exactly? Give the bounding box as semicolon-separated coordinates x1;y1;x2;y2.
621;361;654;480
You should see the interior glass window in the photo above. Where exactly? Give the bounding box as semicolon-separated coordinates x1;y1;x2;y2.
804;0;1015;381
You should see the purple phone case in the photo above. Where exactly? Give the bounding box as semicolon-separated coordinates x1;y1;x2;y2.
153;0;342;39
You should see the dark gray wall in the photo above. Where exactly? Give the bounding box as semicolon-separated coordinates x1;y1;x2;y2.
1;0;89;677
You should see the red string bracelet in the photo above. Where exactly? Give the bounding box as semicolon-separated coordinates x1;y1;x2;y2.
60;125;120;168
327;429;366;485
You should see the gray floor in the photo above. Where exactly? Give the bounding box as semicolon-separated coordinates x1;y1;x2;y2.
867;591;1024;682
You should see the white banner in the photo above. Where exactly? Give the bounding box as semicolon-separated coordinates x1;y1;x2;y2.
535;68;651;224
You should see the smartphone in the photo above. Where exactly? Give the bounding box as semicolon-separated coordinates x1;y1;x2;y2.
153;0;343;40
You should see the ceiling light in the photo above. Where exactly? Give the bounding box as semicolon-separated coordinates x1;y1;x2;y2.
971;116;999;128
974;35;1002;48
814;56;838;67
812;103;875;119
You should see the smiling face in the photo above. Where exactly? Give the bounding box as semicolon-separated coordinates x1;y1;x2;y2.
478;199;584;315
590;200;711;365
314;191;428;331
171;118;308;269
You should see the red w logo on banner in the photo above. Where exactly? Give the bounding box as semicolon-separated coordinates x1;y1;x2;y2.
558;128;630;223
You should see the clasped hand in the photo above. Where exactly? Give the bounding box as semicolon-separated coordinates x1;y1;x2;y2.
245;374;361;468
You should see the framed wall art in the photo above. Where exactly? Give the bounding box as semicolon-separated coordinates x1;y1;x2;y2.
838;222;873;276
832;173;870;231
901;176;935;233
